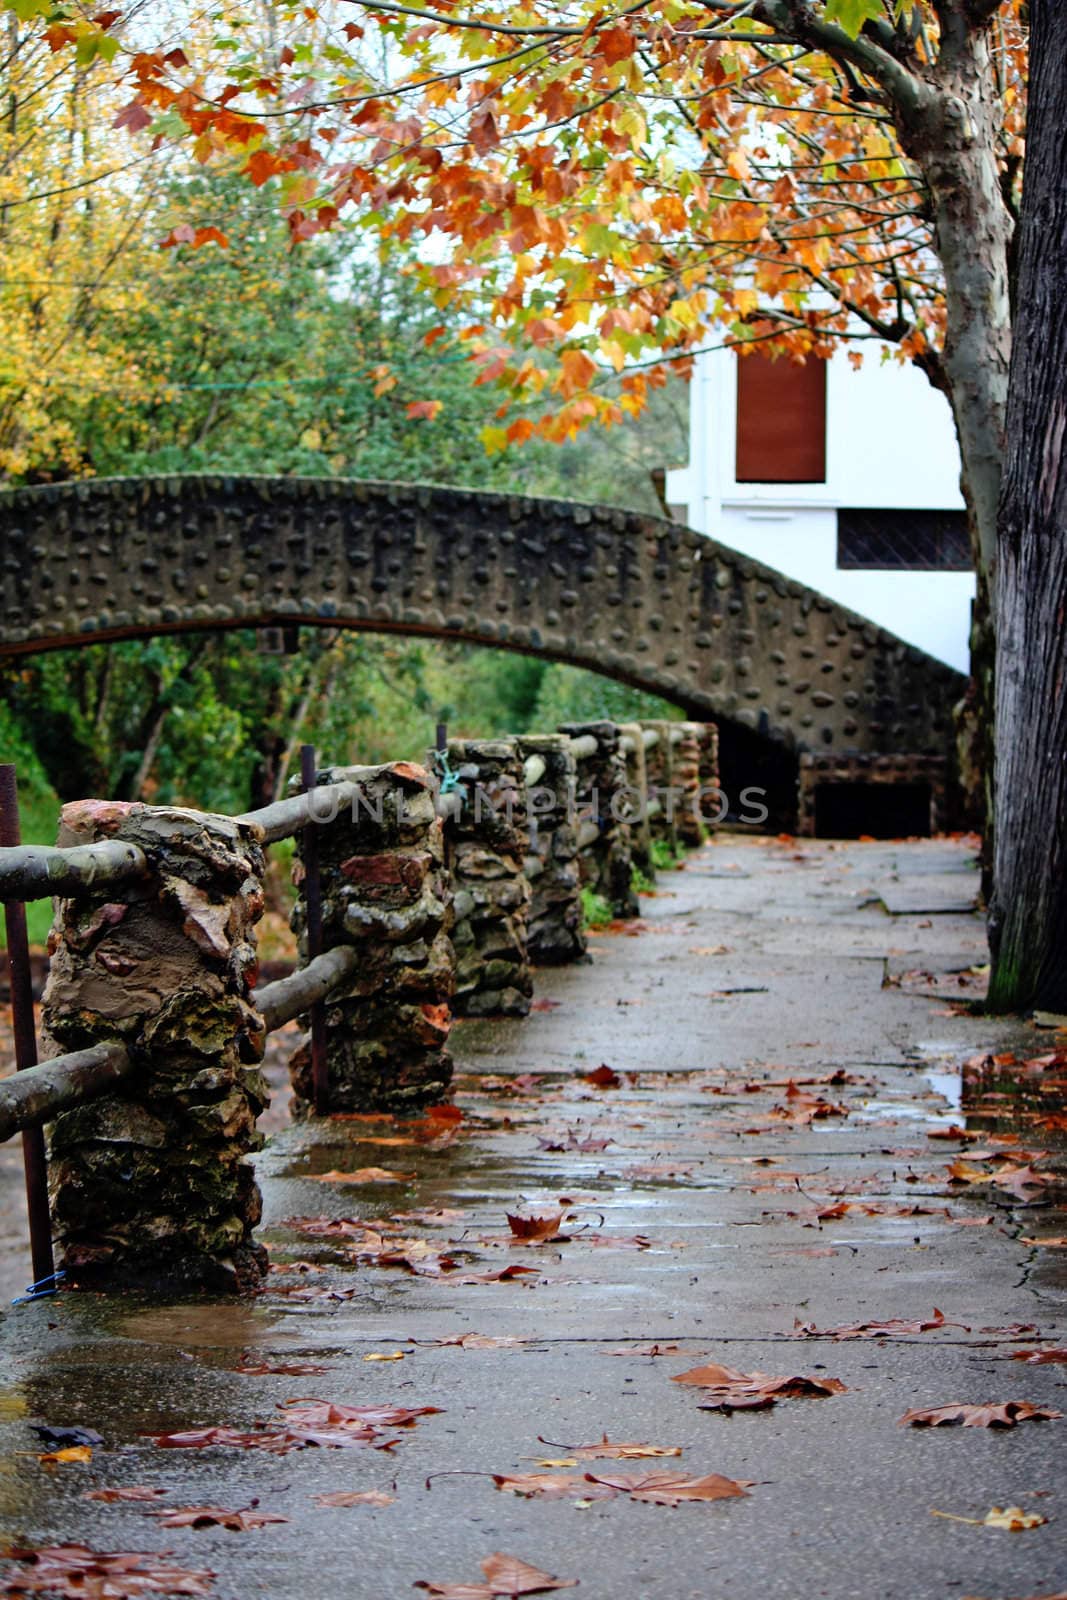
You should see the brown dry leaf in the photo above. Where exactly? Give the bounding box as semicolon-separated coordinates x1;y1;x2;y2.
1010;1348;1067;1365
431;1335;527;1349
0;1544;214;1596
900;1401;1062;1428
583;1064;621;1089
794;1308;968;1340
1020;1235;1067;1247
310;1168;416;1184
600;1343;695;1358
493;1472;608;1500
672;1362;845;1410
506;1212;566;1243
586;1470;750;1505
455;1265;541;1284
931;1505;1048;1531
148;1506;288;1531
37;1447;92;1466
313;1490;395;1508
416;1550;577;1599
234;1357;329;1377
536;1434;681;1461
82;1487;170;1503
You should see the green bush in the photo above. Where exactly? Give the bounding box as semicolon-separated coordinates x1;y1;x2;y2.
580;887;614;928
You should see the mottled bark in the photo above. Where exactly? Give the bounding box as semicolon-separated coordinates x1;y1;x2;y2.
987;1;1067;1014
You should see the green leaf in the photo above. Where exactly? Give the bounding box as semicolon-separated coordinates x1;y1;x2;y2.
822;0;883;36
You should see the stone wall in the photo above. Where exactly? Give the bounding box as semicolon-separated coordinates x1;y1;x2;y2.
439;739;532;1016
517;734;586;965
41;802;268;1292
289;762;453;1113
560;721;639;919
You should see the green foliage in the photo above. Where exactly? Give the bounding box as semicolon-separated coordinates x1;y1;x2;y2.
580;887;614;929
0;702;61;944
650;838;683;871
532;664;679;729
631;864;655;895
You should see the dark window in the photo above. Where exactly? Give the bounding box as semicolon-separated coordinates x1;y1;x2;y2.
735;353;826;483
837;508;971;571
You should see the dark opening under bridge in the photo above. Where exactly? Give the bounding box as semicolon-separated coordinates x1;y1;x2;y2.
0;474;962;777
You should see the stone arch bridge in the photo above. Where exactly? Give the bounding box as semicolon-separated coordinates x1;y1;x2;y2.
0;475;962;766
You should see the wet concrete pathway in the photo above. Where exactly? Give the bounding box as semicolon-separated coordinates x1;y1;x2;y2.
1;837;1065;1600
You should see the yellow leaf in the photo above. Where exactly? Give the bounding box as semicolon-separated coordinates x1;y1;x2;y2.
363;1351;406;1363
726;148;751;182
38;1447;92;1465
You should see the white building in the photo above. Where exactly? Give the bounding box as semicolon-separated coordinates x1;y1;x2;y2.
665;344;974;672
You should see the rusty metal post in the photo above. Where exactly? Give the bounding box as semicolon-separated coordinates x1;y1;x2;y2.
299;745;329;1116
0;765;56;1291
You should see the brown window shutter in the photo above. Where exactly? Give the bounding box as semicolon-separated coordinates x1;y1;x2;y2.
735;352;827;483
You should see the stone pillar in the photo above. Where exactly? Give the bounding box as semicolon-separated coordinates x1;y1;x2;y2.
289;762;453;1113
618;723;653;878
641;720;680;854
517;734;586;964
697;722;721;833
674;722;706;847
440;739;532;1016
41;802;269;1293
559;721;638;919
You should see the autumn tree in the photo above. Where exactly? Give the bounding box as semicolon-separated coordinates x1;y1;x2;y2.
985;0;1066;1013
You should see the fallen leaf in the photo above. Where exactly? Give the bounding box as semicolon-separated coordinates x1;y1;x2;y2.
416;1550;577;1598
455;1265;541;1284
583;1065;621;1089
82;1487;169;1503
363;1352;406;1363
1020;1235;1067;1248
1010;1348;1067;1365
310;1168;416;1184
37;1447;93;1466
430;1335;527;1349
586;1470;750;1505
900;1401;1062;1428
148;1505;288;1531
0;1545;214;1597
234;1358;329;1377
794;1308;968;1340
673;1362;845;1410
535;1434;681;1460
506;1212;566;1243
600;1343;694;1358
30;1426;102;1450
931;1505;1047;1531
313;1490;395;1507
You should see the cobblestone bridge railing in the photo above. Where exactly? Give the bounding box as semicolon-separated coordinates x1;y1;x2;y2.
0;719;718;1294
